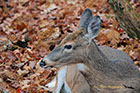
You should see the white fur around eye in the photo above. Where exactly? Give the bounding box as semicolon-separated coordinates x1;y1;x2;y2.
64;47;73;52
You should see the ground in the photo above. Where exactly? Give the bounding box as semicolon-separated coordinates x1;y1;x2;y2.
0;0;140;92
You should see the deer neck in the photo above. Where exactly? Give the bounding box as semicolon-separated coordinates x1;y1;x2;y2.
78;40;121;90
84;40;116;76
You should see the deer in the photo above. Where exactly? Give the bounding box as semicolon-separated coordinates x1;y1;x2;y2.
40;8;140;93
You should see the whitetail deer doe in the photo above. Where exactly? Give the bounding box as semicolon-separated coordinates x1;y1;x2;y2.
40;8;140;93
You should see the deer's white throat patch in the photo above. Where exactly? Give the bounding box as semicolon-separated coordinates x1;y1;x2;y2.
77;63;87;72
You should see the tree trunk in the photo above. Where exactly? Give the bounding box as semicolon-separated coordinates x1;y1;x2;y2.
108;0;140;40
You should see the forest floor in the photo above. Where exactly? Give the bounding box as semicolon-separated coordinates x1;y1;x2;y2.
0;0;140;92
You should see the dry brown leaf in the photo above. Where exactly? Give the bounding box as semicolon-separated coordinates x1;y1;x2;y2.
17;69;29;76
106;30;120;48
0;30;7;41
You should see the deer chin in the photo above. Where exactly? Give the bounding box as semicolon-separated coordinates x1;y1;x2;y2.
42;57;67;69
43;61;76;70
42;59;66;70
43;64;62;70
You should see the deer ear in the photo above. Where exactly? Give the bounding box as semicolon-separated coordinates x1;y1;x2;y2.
79;8;93;29
87;15;101;40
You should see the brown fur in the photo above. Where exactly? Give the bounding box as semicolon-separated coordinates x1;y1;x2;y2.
41;9;140;93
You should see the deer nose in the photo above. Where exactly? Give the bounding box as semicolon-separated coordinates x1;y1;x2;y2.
40;59;46;67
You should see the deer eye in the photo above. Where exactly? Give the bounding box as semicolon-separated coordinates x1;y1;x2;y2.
64;45;72;49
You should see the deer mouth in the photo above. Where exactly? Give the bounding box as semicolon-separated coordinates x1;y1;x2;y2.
43;64;62;70
40;57;62;69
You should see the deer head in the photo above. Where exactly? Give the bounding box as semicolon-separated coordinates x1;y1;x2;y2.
40;8;101;68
